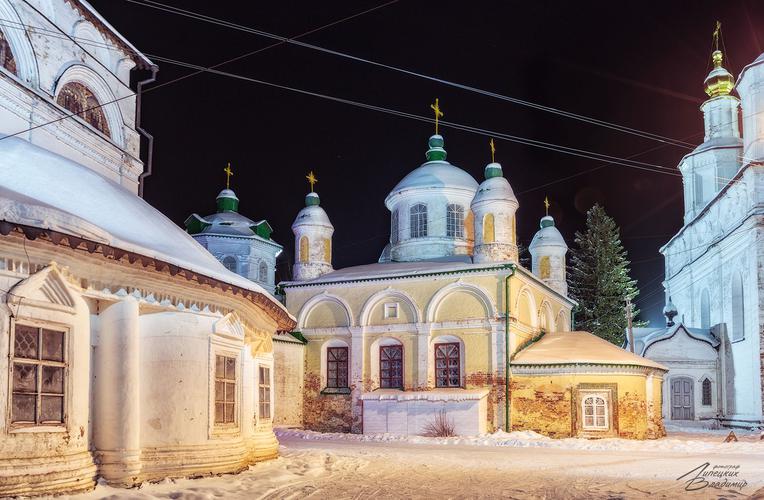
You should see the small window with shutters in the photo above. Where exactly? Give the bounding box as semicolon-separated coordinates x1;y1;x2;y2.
11;323;67;426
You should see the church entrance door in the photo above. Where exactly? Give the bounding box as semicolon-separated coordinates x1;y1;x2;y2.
670;377;694;420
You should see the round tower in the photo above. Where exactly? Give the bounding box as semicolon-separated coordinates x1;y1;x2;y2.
291;190;334;281
471;161;519;263
528;213;568;296
737;50;764;163
384;134;478;262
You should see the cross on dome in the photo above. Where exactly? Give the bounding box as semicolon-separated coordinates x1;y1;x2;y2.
306;170;318;192
430;98;444;135
223;162;234;189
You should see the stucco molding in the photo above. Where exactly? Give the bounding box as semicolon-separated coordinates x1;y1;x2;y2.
358;287;421;326
53;63;125;147
296;291;354;329
424;281;495;323
0;0;40;85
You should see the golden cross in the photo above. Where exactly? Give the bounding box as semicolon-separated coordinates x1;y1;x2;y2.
490;138;496;163
223;162;234;189
544;196;550;216
713;21;721;51
306;170;318;192
430;98;444;135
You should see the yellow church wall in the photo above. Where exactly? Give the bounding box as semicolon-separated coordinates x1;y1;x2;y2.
284;267;575;434
510;371;665;440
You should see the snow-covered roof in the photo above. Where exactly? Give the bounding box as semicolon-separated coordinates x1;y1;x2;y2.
292;204;333;229
282;260;512;287
471;174;517;206
192;211;280;243
529;216;567;251
388;160;479;196
626;322;719;356
512;331;667;370
0;136;292;323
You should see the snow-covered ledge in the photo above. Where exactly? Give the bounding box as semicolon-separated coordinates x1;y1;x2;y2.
360;389;489;402
362;389;489;436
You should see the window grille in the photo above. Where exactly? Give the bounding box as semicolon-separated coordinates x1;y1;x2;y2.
380;345;403;389
214;355;236;424
435;342;460;388
326;347;348;388
446;204;464;238
11;324;66;425
259;366;271;419
56;82;111;137
582;394;608;430
409;204;428;238
702;378;712;406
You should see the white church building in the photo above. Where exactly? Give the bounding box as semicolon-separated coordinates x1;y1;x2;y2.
629;41;764;430
0;0;295;496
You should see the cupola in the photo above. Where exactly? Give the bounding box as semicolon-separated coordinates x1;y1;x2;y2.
528;202;568;296
291;171;334;281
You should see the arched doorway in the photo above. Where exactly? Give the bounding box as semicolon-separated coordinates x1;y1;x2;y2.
670;377;694;420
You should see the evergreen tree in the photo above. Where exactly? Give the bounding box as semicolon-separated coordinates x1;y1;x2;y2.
568;204;639;345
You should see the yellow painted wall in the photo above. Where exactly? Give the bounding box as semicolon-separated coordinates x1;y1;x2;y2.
510;371;665;440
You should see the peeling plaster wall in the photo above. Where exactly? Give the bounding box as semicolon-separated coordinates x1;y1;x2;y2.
510;372;666;440
273;340;304;427
285;269;573;434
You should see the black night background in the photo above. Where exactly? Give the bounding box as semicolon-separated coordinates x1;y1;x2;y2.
89;0;764;325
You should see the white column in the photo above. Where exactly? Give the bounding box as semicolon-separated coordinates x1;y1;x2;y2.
349;326;364;433
93;295;141;485
416;323;430;388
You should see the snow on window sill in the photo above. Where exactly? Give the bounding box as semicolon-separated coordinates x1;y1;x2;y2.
9;424;67;434
321;387;351;395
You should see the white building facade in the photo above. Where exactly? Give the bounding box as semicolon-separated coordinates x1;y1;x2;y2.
655;45;764;429
0;1;295;496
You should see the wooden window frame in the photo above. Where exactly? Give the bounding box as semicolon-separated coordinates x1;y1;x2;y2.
326;347;349;389
581;392;609;430
409;204;428;239
9;322;68;428
258;365;271;420
214;354;237;426
446;204;464;238
434;342;461;388
379;344;403;389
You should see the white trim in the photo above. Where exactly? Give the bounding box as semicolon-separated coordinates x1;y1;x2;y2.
359;288;421;326
425;281;495;323
0;0;39;85
297;292;353;329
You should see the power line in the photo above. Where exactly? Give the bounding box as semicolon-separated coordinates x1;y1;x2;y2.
0;0;400;141
120;0;699;151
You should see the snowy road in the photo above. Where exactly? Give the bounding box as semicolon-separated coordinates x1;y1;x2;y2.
66;431;764;499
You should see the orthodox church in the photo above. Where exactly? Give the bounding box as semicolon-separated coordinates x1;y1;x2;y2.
281;116;665;439
628;29;764;430
0;0;295;496
186;175;305;428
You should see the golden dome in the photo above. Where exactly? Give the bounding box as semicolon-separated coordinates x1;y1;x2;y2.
704;51;735;98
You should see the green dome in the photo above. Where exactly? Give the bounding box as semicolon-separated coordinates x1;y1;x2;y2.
216;189;239;213
425;134;447;161
305;192;321;206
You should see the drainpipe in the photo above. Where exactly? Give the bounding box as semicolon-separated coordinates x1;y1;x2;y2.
136;65;159;198
504;264;516;432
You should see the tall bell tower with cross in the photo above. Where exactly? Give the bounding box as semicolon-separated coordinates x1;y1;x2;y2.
292;170;334;280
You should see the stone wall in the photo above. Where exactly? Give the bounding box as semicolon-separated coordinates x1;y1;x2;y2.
272;339;304;427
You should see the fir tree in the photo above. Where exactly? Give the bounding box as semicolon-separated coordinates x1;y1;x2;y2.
568;204;639;345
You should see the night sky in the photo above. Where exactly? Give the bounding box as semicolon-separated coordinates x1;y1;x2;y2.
90;0;764;325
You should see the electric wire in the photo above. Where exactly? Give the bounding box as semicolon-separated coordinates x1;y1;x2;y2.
120;0;699;151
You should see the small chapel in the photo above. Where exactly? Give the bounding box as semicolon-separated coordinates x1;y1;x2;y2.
0;0;295;496
280;108;666;439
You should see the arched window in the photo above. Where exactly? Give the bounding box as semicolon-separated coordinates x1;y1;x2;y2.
694;172;705;208
539;256;551;279
222;256;237;273
446;204;464;238
56;82;111;137
390;209;399;244
299;236;309;263
380;343;403;389
701;378;712;406
434;342;460;388
410;203;427;238
482;213;495;243
258;261;268;283
700;289;710;329
323;238;331;263
731;272;745;341
0;30;17;75
582;393;609;430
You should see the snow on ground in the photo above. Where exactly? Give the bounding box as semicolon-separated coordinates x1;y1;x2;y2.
56;427;764;499
276;426;764;455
